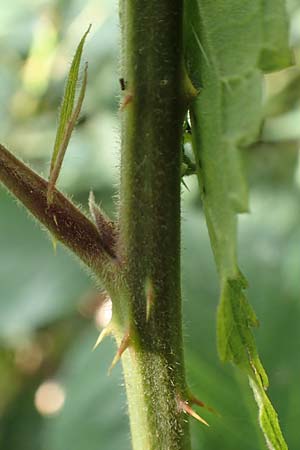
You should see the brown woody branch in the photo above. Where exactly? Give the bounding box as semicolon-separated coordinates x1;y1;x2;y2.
0;143;117;280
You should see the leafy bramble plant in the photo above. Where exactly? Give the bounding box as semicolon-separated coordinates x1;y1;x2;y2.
0;1;292;449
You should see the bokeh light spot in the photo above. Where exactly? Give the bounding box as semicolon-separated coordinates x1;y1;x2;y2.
34;380;65;417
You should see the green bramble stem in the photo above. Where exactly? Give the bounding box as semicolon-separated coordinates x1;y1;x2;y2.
114;1;194;449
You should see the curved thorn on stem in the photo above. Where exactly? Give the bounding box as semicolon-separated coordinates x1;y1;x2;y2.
120;93;133;111
145;278;154;322
88;191;117;259
177;396;209;427
108;331;130;375
93;326;113;351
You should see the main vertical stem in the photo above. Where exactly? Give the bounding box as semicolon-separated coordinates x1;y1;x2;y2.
117;1;191;449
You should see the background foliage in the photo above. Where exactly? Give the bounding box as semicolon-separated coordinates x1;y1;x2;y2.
0;1;300;449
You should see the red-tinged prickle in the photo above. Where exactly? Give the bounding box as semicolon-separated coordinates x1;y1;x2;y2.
108;331;131;375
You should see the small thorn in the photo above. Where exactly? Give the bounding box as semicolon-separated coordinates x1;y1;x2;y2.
88;191;117;258
189;394;218;415
53;214;58;227
145;278;154;322
50;234;57;254
181;178;190;191
88;190;98;219
108;331;130;375
89;191;113;232
178;398;209;427
120;93;133;111
92;326;112;351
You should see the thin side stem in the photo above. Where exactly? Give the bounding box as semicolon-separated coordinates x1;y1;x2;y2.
0;143;115;281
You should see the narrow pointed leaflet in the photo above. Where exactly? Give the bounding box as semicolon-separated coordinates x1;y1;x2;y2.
47;25;91;204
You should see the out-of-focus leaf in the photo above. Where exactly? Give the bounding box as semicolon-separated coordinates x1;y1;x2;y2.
0;189;91;341
264;73;300;118
245;141;298;186
262;109;300;142
43;328;130;450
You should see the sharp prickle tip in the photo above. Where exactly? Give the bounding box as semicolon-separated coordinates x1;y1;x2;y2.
88;190;95;209
108;353;120;375
181;178;190;191
108;331;130;375
92;327;111;351
178;397;209;427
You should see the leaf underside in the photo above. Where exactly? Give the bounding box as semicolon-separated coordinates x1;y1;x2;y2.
184;1;291;448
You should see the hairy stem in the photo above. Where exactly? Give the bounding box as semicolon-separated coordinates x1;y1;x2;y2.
0;143;115;280
115;1;192;449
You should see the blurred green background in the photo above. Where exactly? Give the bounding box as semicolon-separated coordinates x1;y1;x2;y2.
1;1;300;449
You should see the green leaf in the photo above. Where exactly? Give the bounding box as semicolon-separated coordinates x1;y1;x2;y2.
217;277;261;369
250;378;288;450
185;1;291;448
47;25;90;203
